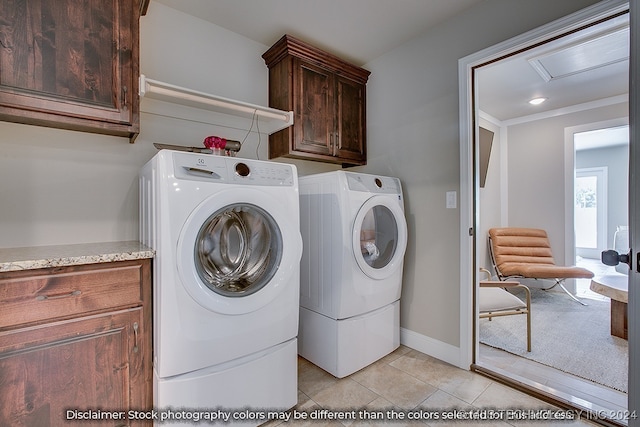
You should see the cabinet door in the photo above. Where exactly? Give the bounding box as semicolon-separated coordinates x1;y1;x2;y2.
0;308;147;426
0;0;141;141
293;59;334;156
335;76;366;163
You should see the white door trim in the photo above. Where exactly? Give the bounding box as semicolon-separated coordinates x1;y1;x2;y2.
458;0;629;369
627;1;639;420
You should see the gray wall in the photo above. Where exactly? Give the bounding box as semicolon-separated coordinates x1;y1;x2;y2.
506;102;628;263
365;0;601;348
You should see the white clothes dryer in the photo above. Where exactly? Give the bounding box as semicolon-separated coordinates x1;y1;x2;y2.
140;150;302;424
298;171;407;377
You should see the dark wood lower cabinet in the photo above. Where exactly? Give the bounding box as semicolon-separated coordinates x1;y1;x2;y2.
0;259;152;426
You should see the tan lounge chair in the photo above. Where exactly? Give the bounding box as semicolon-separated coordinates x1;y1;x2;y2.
488;227;594;305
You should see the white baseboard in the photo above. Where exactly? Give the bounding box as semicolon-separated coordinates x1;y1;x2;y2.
400;327;467;370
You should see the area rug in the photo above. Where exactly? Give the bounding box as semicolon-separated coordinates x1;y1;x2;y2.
479;288;628;392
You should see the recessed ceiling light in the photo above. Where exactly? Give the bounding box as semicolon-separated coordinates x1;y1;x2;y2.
529;97;547;105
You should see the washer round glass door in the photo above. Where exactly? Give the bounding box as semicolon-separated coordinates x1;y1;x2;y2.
195;203;282;297
352;196;408;280
178;188;302;315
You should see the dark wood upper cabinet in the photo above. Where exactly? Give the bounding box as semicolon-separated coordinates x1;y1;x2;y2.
0;0;149;142
263;35;370;167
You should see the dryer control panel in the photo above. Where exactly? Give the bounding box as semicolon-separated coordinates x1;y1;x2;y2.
345;172;401;194
172;151;295;186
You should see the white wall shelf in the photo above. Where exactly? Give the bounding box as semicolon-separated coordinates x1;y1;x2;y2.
138;75;293;135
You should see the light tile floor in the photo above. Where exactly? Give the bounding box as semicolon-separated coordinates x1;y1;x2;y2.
270;347;600;426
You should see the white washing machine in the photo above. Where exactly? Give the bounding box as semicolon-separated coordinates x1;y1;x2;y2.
298;171;407;378
140;150;302;424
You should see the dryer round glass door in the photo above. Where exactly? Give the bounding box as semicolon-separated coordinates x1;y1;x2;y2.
177;188;302;315
352;196;408;280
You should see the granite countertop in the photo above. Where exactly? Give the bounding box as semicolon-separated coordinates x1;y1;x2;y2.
0;241;155;272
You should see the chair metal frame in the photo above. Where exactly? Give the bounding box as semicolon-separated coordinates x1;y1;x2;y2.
479;268;531;352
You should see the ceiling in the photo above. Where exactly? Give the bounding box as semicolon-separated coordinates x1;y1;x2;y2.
152;0;484;66
477;11;629;122
152;0;629;125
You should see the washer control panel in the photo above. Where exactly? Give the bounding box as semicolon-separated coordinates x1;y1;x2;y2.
172;151;295;186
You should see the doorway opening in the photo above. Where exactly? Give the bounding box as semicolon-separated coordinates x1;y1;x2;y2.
568;122;629;302
459;0;630;421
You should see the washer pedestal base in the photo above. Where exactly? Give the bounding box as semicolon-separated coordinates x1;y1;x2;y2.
298;301;400;378
154;338;297;426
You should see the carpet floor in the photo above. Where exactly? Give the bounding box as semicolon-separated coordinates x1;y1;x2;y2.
479;287;628;393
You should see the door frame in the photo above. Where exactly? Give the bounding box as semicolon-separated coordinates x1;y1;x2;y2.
627;0;639;422
458;0;629;370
